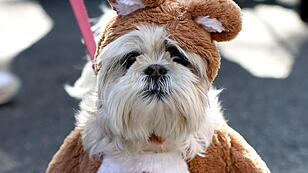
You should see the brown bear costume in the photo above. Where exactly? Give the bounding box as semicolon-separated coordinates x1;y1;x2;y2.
47;0;271;172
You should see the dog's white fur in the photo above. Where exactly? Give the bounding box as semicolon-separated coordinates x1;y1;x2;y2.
67;8;226;173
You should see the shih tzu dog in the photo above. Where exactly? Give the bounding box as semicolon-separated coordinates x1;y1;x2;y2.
50;0;271;172
76;25;223;172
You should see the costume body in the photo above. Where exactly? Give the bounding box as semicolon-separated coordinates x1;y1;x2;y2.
47;124;270;173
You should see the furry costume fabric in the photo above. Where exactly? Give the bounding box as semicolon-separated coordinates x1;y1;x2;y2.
95;0;242;82
47;0;271;172
47;125;270;173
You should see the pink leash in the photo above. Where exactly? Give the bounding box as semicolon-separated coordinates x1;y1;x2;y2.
69;0;96;61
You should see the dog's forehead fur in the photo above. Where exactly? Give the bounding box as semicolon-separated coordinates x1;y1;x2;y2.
96;26;208;80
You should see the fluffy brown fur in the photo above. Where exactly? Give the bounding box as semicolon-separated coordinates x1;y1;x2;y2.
46;125;270;173
95;0;242;82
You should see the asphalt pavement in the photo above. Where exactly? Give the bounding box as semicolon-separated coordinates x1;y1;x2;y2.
0;0;307;173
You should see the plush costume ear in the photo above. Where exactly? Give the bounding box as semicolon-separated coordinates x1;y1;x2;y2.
108;0;165;16
196;16;224;33
189;0;242;42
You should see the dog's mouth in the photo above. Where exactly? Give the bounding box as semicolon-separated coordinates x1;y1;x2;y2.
143;88;167;99
141;76;171;100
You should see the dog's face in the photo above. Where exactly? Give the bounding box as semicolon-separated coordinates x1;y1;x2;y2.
82;26;213;158
96;25;210;141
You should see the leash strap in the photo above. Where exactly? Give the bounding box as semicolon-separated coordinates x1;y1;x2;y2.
69;0;96;61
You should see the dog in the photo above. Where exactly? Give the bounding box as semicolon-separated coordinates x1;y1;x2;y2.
67;18;225;173
49;1;270;172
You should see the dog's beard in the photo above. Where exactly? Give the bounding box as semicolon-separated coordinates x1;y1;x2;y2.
102;66;207;142
79;26;215;160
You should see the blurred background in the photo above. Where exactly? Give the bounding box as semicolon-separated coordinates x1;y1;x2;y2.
0;0;307;172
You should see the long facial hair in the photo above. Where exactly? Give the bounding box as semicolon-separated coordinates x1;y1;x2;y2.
77;26;217;160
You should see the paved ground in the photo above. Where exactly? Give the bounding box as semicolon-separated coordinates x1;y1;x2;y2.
0;0;307;173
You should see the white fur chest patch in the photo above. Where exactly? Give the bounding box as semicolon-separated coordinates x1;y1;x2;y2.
96;152;189;173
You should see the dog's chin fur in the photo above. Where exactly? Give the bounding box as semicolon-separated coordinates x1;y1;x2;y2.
71;23;226;165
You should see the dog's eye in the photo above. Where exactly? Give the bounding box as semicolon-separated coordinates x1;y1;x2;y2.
173;57;190;67
167;46;190;67
122;51;140;69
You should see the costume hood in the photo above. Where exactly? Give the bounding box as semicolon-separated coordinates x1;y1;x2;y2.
95;0;242;82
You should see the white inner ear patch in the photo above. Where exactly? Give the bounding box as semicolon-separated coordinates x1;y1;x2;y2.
111;0;147;16
197;16;224;33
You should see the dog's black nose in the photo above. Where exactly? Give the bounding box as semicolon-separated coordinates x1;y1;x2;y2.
144;64;168;79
